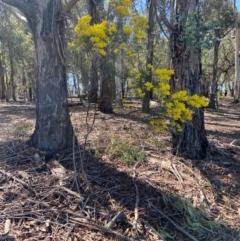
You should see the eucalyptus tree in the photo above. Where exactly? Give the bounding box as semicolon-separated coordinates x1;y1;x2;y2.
155;0;209;159
0;0;79;151
200;0;234;108
88;0;102;103
0;7;35;101
142;0;155;113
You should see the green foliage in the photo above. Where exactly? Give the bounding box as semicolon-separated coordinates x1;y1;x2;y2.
89;140;101;158
129;68;209;132
106;135;146;165
162;194;227;236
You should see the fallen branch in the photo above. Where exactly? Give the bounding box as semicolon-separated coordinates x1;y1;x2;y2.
132;162;140;230
105;211;127;229
70;216;133;241
59;186;84;201
139;218;165;240
230;139;240;146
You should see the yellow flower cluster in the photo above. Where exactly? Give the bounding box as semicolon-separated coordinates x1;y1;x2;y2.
153;68;174;81
126;50;135;58
123;25;132;35
159;82;171;95
188;94;209;108
112;0;131;16
148;69;209;132
165;90;208;132
150;116;167;132
145;81;154;91
130;16;148;41
136;88;145;97
74;15;117;56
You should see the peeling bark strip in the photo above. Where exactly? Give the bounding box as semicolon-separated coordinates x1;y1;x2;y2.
1;0;74;151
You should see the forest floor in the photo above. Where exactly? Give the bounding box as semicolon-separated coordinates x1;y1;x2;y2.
0;97;240;241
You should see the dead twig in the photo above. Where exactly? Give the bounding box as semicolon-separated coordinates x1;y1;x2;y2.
132;162;140;231
70;216;133;241
170;163;184;192
59;186;84;201
105;211;127;229
0;169;36;194
139;218;165;240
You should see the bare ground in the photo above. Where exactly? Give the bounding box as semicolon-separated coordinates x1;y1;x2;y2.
0;98;240;241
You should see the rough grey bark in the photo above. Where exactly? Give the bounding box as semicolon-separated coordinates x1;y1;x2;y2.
209;33;220;109
9;52;16;101
170;0;208;159
99;58;114;113
1;0;74;151
142;0;155;113
0;57;6;100
115;51;123;107
88;53;99;103
88;0;102;103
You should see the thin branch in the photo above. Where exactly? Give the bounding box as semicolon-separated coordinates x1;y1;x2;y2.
0;0;32;19
63;0;80;14
153;0;175;31
0;3;27;23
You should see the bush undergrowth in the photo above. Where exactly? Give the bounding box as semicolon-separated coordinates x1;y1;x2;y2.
106;135;146;165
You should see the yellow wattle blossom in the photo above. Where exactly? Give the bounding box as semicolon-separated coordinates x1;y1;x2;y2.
73;15;118;56
188;94;209;108
147;63;153;69
172;90;189;101
145;82;154;91
113;48;119;54
123;25;132;35
159;82;170;95
108;23;117;34
126;50;134;58
129;70;135;76
150;116;167;132
135;73;141;80
136;88;145;97
116;6;130;16
153;68;174;81
122;0;131;5
119;42;126;50
112;0;131;16
130;15;149;41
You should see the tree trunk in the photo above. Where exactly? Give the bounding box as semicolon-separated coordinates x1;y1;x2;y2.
1;0;75;150
234;1;240;103
88;53;99;103
9;53;16;101
142;0;155;113
18;0;74;151
115;51;123;107
99;58;114;113
88;0;102;103
171;0;208;160
0;57;6;100
22;71;27;103
209;30;221;109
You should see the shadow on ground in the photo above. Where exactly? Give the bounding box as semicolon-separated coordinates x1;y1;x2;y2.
0;138;239;240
